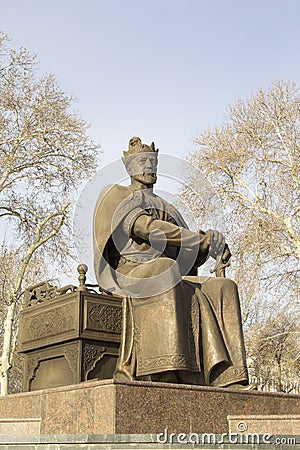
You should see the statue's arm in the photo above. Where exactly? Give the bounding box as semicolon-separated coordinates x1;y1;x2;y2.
131;214;231;268
132;214;211;256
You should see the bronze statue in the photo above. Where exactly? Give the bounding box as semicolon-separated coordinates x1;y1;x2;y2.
93;137;255;389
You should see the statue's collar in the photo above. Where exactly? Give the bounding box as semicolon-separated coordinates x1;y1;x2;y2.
128;185;156;197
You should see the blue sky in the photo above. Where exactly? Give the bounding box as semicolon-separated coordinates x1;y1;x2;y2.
2;0;300;166
2;0;300;280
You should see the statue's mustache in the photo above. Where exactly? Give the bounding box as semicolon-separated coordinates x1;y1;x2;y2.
142;171;157;177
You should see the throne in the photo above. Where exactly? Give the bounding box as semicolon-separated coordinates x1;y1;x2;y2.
19;265;122;391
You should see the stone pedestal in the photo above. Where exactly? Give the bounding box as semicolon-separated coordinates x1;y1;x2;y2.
0;379;299;436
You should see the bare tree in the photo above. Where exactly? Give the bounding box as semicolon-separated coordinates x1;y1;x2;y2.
0;33;100;394
245;311;300;390
0;245;50;393
182;80;300;383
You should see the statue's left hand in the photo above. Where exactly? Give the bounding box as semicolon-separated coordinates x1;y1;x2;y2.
210;242;232;278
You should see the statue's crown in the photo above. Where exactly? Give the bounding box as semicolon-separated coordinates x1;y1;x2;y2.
123;137;158;157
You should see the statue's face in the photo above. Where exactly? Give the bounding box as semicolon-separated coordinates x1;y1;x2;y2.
128;152;158;186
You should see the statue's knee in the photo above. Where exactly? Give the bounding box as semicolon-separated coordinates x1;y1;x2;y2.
202;277;239;299
221;278;238;290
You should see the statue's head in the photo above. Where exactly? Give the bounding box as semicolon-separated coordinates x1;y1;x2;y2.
122;137;158;187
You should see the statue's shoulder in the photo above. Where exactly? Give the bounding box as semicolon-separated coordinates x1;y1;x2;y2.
94;184;140;225
94;184;142;253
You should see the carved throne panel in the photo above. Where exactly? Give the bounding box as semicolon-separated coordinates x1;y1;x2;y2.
19;273;122;392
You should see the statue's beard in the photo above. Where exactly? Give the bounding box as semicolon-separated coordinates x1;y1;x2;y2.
132;172;157;186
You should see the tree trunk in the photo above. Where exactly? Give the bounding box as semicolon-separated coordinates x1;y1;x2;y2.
0;301;16;396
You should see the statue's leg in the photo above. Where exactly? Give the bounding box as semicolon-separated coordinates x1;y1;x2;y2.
114;296;136;381
115;258;200;381
198;277;249;387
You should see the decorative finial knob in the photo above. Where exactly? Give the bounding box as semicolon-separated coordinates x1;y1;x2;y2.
77;264;88;291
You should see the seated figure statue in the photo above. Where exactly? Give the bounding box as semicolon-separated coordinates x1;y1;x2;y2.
93;137;255;389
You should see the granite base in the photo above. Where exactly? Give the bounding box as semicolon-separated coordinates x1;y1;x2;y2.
0;379;299;436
